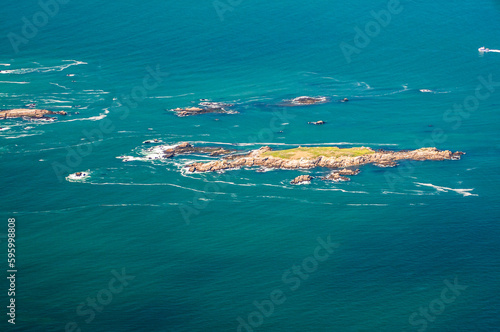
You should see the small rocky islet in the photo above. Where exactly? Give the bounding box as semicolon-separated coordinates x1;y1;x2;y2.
169;101;237;117
144;143;463;185
0;108;67;120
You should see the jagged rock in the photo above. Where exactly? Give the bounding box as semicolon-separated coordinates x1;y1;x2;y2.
322;172;350;182
162;142;233;159
308;120;325;125
210;148;230;156
337;168;360;175
374;161;397;168
451;151;465;160
291;175;313;184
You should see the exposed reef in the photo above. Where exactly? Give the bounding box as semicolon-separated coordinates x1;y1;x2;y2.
287;96;328;106
0;108;67;120
169;101;237;117
186;146;464;174
163;142;233;158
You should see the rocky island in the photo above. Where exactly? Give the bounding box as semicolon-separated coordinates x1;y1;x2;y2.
0;108;67;120
186;146;464;182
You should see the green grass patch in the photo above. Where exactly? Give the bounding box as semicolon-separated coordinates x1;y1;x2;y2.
262;146;375;159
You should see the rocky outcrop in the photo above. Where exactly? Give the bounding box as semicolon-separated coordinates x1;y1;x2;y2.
163;142;233;158
143;139;162;144
337;168;360;176
322;168;360;182
186;146;464;173
373;161;398;168
291;175;312;184
0;109;67;120
322;172;350;182
308;120;325;125
170;101;237;117
289;96;328;105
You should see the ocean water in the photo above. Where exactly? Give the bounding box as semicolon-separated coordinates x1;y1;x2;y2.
1;0;499;331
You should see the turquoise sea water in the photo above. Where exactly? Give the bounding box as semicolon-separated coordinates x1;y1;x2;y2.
1;0;499;331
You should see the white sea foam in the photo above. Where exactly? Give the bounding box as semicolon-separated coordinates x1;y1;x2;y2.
415;182;478;197
347;204;388;206
0;60;87;75
66;171;91;182
0;81;29;84
419;89;451;94
382;191;407;195
82;89;110;94
150;93;195;99
50;82;70;90
5;133;42;139
40;98;70;103
60;109;109;122
88;182;230;195
117;143;179;162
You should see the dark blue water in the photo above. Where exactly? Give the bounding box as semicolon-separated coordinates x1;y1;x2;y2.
1;0;499;331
